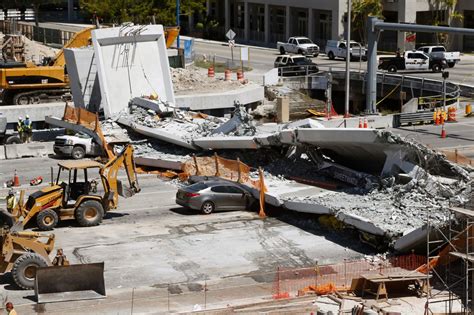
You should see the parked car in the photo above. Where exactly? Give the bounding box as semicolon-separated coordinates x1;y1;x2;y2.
274;55;319;76
54;132;102;159
325;40;367;61
277;37;320;57
378;51;447;73
175;180;255;214
417;45;460;68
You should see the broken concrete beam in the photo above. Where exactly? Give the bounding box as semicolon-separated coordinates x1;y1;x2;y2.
45;116;104;148
336;212;386;236
130;97;173;114
193;136;259;150
393;225;428;253
135;156;183;171
283;201;332;215
117;118;198;150
92;25;175;118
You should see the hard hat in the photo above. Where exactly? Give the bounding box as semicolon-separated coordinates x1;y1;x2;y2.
18;116;23;121
26;114;30;119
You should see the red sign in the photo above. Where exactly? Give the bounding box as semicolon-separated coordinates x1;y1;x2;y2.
405;33;416;43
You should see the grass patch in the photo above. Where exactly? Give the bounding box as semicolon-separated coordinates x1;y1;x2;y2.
195;59;252;73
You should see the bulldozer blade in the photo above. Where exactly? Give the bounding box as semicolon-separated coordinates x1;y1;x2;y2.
35;262;106;303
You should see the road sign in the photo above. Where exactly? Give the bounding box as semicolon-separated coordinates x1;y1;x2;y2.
226;29;236;40
240;47;249;61
228;40;235;48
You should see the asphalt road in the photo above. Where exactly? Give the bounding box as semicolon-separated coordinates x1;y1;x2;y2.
0;155;369;313
194;40;474;85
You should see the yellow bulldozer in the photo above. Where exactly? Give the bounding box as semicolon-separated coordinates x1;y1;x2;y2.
10;144;140;231
1;25;180;105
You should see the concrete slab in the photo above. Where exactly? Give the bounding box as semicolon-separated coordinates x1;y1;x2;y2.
283;200;332;215
117;118;197;150
174;84;264;111
0;103;65;124
135;156;183;171
131;97;173;114
92;25;175;118
0;145;5;160
4;142;54;159
393;226;428;253
64;47;102;112
336;212;386;236
193;136;258;150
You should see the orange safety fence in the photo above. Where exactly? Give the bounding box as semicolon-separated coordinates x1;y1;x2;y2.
272;253;427;299
440;149;474;167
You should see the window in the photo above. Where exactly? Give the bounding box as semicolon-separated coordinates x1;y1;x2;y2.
189;182;208;191
289;38;295;45
432;47;445;52
226;186;244;194
339;43;346;49
414;53;427;59
407;53;415;59
211;186;228;193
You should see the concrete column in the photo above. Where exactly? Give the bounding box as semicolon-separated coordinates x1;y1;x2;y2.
224;0;230;32
366;17;379;114
285;5;290;39
244;1;249;41
308;9;314;40
397;0;416;51
264;3;270;45
276;97;290;123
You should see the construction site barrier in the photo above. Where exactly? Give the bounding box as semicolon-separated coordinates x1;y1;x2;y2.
272;254;426;299
441;149;474;167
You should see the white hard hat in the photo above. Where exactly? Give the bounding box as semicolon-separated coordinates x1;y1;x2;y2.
26;115;29;119
18;116;23;120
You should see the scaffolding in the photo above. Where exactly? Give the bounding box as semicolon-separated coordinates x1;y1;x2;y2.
426;200;474;314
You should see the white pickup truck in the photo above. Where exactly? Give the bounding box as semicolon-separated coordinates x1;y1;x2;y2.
325;40;367;61
54;133;102;159
277;37;320;57
418;46;460;68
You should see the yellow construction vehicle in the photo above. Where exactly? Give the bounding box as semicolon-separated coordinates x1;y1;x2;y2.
0;228;55;289
11;145;140;231
0;25;180;105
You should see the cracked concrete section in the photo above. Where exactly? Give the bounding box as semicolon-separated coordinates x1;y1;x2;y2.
92;24;175;118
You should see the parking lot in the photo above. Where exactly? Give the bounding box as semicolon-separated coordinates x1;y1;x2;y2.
0;156;370;313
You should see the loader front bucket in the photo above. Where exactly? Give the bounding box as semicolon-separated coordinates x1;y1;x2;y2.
35;263;106;303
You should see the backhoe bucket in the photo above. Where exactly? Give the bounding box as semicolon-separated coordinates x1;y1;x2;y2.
35;263;106;303
117;179;136;198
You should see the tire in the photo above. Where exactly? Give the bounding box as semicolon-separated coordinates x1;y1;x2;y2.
279;47;285;55
448;62;455;68
36;209;59;231
75;200;104;227
432;63;441;73
5;135;21;144
12;253;48;290
387;65;397;73
13;94;30;105
298;49;304;55
328;51;335;60
71;145;86;160
201;201;215;215
313;53;319;58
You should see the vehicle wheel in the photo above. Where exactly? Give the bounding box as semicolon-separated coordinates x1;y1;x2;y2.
388;65;397;73
448;62;455;68
13;94;30;105
432;64;441;73
279;47;285;55
71;146;86;160
298;49;304;55
36;209;59;231
5;135;21;144
12;253;48;290
75;200;104;227
328;51;335;60
313;53;319;58
201;201;215;215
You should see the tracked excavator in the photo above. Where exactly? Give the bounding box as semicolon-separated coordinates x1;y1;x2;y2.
0;25;180;105
10;144;140;231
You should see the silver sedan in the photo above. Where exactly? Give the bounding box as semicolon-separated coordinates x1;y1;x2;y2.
175;181;255;214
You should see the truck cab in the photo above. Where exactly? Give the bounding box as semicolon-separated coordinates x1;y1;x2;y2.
54;132;102;159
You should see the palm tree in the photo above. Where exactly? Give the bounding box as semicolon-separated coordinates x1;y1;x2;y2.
428;0;463;47
350;0;384;45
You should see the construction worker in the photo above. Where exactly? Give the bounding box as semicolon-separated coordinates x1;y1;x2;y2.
17;116;24;143
23;115;32;143
5;189;17;213
5;302;17;315
52;248;70;266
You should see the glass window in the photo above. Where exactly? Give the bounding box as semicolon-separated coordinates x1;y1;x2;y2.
189;182;208;191
407;53;415;59
226;186;244;194
432;47;445;52
211;186;228;193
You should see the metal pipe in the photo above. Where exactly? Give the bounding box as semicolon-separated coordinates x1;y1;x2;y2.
176;0;180;48
344;0;351;117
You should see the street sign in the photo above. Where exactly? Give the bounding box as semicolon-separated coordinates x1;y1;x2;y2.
228;40;235;48
226;29;236;40
240;47;249;61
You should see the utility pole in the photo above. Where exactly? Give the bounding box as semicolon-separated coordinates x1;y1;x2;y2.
176;0;180;48
442;71;449;111
344;0;351;118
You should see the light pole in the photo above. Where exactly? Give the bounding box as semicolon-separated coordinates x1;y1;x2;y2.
442;70;449;111
176;0;180;48
344;0;351;118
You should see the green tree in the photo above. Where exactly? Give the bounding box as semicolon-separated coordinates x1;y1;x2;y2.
428;0;463;47
351;0;384;44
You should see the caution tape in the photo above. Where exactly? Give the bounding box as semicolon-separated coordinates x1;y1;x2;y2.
376;83;401;106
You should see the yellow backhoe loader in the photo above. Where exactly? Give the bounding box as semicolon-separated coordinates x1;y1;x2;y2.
11;145;140;231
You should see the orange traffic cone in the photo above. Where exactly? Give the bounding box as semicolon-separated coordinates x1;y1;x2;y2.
363;118;368;129
13;169;20;187
441;124;447;138
358;118;362;128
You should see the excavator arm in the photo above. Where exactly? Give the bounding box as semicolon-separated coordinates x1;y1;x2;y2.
100;145;140;209
52;26;95;67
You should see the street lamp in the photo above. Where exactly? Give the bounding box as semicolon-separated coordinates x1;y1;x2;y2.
176;0;180;48
344;0;351;118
